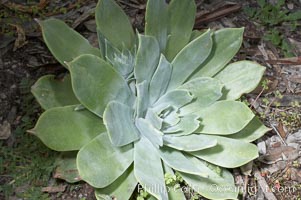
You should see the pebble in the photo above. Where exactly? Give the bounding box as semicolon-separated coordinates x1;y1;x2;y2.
0;93;7;99
0;120;11;140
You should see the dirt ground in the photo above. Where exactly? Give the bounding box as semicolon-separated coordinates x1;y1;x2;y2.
0;0;301;199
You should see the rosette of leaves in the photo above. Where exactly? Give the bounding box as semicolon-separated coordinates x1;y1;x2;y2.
30;0;270;199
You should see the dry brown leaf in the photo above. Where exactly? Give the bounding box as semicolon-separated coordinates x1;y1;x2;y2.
277;121;287;139
10;24;27;51
259;146;299;164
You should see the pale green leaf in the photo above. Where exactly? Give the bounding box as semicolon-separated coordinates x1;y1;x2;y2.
54;152;80;183
145;0;168;51
77;133;133;188
30;105;105;151
190;29;207;41
145;108;163;130
196;101;255;135
104;101;140;147
178;77;223;116
135;118;163;148
149;54;172;105
191;28;244;78
104;39;135;78
163;110;180;126
215;61;265;100
165;0;196;61
39;18;100;68
68;54;134;117
163;134;217;152
191;135;259;168
153;89;193;110
159;146;208;177
134;136;168;200
31;74;79;110
227;117;271;142
95;0;135;50
180;156;238;200
136;81;149;118
134;34;160;84
163;114;200;136
97;29;106;58
95;166;137;200
167;29;213;90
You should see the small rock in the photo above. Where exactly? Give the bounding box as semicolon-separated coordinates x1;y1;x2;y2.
286;130;301;143
0;93;6;99
0;121;11;140
257;141;267;155
288;142;300;151
287;3;294;9
27;56;39;68
7;106;17;123
0;58;3;69
84;20;96;32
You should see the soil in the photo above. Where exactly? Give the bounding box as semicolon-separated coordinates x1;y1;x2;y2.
1;0;301;200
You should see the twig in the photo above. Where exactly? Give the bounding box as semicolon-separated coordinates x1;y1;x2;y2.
270;123;287;145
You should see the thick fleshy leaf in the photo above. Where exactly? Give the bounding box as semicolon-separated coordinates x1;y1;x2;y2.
77;133;133;188
103;101;140;147
135;118;163;148
97;29;106;58
153;89;193;110
180;156;238;200
159;147;208;177
227;117;270;142
163;114;200;136
104;39;135;78
149;55;172;105
54;152;80;183
165;0;196;61
190;30;207;41
134;136;168;200
134;35;160;84
68;54;134;117
95;166;137;200
145;0;168;51
136;81;149;118
30;105;105;151
178;77;223;116
162;164;186;200
31;74;79;110
196;101;255;135
95;0;135;50
191;135;259;168
191;28;244;78
167;30;213;90
39;19;100;68
145;108;163;130
163;134;217;152
163;110;180;126
215;61;265;100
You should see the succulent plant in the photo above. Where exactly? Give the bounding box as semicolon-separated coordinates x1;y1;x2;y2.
30;0;270;199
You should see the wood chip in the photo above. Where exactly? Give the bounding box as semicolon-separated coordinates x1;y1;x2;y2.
41;185;66;193
254;167;277;200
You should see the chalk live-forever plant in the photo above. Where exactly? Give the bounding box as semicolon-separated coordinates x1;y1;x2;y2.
30;0;270;199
